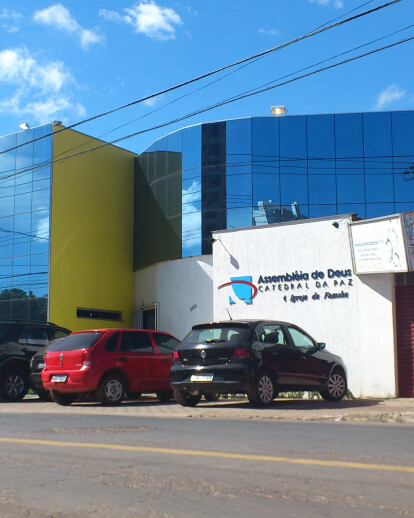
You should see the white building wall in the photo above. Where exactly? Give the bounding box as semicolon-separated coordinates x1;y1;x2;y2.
212;216;396;398
134;255;213;340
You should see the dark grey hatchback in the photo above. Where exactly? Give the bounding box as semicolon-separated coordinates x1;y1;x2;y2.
170;320;348;407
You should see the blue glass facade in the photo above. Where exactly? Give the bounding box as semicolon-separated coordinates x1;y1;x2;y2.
0;125;52;320
134;111;414;270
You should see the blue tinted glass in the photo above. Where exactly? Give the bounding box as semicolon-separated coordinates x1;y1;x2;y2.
394;173;414;204
308;205;338;218
337;175;365;204
155;136;168;152
0;190;14;219
280;174;308;206
33;125;52;168
227;119;251;165
0;134;16;179
337;203;366;219
392;112;414;194
32;179;51;211
182;166;201;257
335;113;363;158
31;210;49;255
307;114;335;157
227;207;252;229
365;174;394;203
183;125;201;172
31;253;49;274
308;175;336;205
366;203;395;218
364;112;392;157
16;129;34;175
168;130;182;153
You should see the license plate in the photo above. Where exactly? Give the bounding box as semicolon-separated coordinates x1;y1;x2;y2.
38;362;45;369
51;375;67;383
190;374;214;382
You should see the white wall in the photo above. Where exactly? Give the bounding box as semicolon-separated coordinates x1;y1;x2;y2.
134;255;213;340
212;217;397;398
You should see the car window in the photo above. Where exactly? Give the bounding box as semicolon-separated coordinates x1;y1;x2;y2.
47;332;103;351
104;332;119;352
121;331;153;353
287;327;314;350
183;326;249;344
19;328;49;346
259;324;287;345
49;329;70;341
152;333;180;354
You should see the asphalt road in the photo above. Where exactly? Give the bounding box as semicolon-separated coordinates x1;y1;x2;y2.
0;409;413;518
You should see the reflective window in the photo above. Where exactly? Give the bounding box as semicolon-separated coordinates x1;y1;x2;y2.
0;125;52;320
307;115;336;176
308;175;336;205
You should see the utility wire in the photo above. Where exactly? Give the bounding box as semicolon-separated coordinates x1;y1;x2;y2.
0;0;402;156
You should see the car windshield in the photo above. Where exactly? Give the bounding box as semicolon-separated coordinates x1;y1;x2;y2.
47;332;103;351
183;325;250;345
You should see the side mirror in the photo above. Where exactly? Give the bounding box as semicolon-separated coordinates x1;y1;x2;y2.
316;342;326;351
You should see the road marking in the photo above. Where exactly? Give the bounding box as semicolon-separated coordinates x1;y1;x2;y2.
0;437;413;474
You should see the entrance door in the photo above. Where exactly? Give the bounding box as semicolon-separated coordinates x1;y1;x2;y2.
395;286;414;397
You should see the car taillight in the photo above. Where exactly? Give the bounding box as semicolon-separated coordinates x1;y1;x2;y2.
82;349;92;366
172;350;180;363
231;348;251;361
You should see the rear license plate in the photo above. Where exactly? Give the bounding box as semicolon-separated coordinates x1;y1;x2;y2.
38;362;45;369
51;375;67;383
190;374;214;382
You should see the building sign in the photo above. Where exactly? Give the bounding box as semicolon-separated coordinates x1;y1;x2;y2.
349;215;409;274
218;268;353;306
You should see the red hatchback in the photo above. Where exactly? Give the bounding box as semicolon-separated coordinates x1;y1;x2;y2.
42;328;180;406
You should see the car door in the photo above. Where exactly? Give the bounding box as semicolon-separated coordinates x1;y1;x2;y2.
284;325;327;386
18;327;49;362
119;331;157;392
257;323;300;386
150;332;180;389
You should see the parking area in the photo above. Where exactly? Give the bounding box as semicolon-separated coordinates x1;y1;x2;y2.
2;395;414;424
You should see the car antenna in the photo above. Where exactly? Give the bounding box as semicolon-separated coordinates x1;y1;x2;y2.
226;308;233;320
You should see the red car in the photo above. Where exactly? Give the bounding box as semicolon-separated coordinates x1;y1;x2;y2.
42;328;180;406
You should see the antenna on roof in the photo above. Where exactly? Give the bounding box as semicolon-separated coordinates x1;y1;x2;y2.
226;308;233;320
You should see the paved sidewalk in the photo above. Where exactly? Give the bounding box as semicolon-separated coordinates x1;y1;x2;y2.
1;396;414;424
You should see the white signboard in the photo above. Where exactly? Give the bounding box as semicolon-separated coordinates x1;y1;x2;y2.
349;215;408;274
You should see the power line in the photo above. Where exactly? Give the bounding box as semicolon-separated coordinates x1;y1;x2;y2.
0;0;402;157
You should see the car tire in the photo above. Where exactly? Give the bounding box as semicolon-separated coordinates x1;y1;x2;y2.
157;390;174;403
174;390;201;407
50;390;76;406
320;369;347;401
247;371;276;407
96;374;125;406
36;389;51;401
0;368;28;402
204;392;220;402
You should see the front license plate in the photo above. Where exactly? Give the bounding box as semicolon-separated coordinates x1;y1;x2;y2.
51;375;67;383
190;374;214;382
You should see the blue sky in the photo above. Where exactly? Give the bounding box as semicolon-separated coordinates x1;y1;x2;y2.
0;0;413;154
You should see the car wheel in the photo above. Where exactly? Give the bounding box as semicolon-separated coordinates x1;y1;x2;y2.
204;392;220;402
0;368;28;402
247;371;276;407
96;374;124;406
174;390;201;407
320;369;347;401
157;390;174;403
50;390;77;406
36;389;51;401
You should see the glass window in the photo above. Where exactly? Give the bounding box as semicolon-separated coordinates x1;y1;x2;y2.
336;175;365;204
287;326;314;349
259;324;287;345
308;204;338;218
280;173;308;206
121;331;153;353
13;213;31;257
31;210;49;255
47;332;103;351
335;113;363;158
227;207;252;229
49;329;70;340
366;203;395;218
18;327;48;346
308;115;335;177
152;333;180;353
365;174;394;203
104;332;119;352
308;175;336;205
183;125;201;172
337;203;366;218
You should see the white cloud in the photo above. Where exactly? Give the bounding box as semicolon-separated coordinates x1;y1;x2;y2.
258;28;279;36
33;4;104;50
0;48;85;124
99;2;183;41
375;85;406;110
142;94;164;107
0;8;22;33
309;0;344;8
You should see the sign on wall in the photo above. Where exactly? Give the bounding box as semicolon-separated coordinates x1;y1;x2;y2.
349;215;409;274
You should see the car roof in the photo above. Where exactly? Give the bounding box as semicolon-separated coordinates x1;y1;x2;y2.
192;320;293;329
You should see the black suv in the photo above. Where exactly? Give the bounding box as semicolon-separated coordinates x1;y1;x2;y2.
0;320;70;402
170;320;348;407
